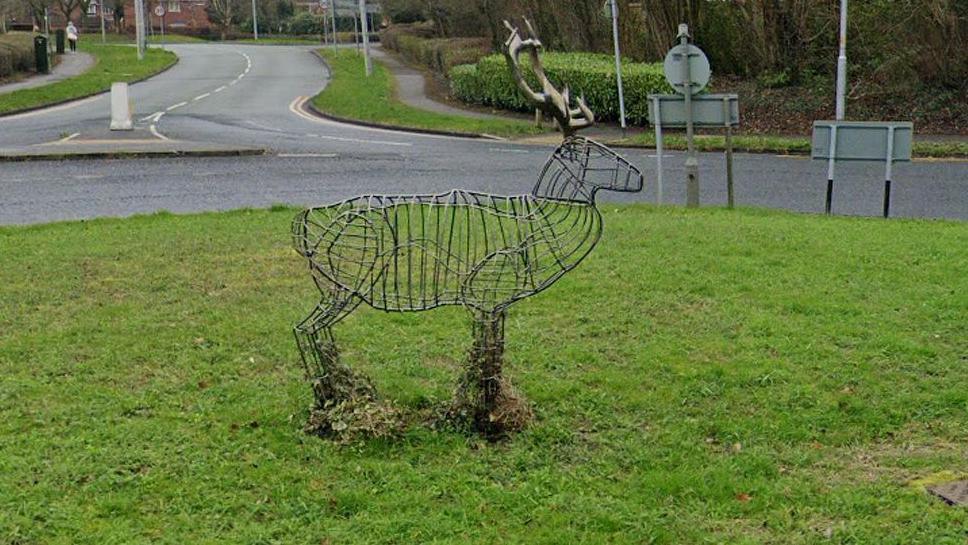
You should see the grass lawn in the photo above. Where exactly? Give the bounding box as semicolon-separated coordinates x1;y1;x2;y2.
0;43;176;116
0;206;965;544
312;49;543;138
610;131;968;160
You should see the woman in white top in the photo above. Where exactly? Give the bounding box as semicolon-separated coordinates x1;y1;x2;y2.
66;22;78;52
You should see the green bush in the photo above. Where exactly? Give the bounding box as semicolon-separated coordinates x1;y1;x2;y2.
0;32;37;79
450;53;670;125
381;25;489;74
286;12;327;35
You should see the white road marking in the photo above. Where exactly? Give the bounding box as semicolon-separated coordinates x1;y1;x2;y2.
59;132;81;143
287;97;412;147
149;124;169;141
166;101;188;111
193;93;211;101
73;174;105;180
246;120;284;133
278;153;338;158
488;147;529;154
214;86;227;93
140;111;164;122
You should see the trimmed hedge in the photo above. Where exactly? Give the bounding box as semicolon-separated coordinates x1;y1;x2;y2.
0;32;37;79
381;24;490;75
451;53;671;125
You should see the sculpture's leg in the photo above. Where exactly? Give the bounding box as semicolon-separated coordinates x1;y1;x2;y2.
473;310;506;424
451;309;532;438
293;288;373;407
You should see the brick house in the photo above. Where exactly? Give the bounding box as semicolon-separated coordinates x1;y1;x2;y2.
123;0;213;33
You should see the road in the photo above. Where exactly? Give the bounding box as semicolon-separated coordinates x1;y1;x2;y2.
0;44;965;225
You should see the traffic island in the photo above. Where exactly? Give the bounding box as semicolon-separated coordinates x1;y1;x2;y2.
0;129;266;161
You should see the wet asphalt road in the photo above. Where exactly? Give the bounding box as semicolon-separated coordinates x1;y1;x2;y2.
0;44;965;226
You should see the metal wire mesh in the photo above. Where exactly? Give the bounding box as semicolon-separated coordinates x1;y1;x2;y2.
291;136;644;430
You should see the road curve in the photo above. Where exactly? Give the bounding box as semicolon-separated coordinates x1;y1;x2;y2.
0;44;965;225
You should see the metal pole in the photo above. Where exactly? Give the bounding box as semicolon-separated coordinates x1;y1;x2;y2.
134;0;144;59
835;0;847;120
358;0;371;76
100;0;106;43
330;0;337;48
609;0;627;133
653;96;664;205
825;125;838;215
883;126;894;218
251;0;258;40
354;11;360;51
160;13;165;49
723;96;734;209
679;24;699;208
43;8;51;67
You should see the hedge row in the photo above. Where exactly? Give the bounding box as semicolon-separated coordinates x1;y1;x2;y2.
450;53;671;124
381;25;490;75
0;32;36;79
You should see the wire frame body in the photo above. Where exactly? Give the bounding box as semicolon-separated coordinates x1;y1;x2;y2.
292;137;644;317
291;137;644;434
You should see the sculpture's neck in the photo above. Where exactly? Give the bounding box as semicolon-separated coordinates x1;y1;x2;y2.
531;198;602;273
531;174;596;204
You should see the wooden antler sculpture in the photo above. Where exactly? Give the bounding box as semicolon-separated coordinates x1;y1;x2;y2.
503;18;595;137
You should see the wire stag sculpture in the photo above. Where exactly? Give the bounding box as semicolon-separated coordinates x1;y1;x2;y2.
291;20;644;438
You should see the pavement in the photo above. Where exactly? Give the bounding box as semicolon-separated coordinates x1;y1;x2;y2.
0;43;964;226
371;47;497;120
0;51;94;95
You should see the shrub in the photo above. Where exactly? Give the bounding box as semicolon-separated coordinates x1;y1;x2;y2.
0;32;36;79
286;12;327;35
450;52;670;125
381;25;489;74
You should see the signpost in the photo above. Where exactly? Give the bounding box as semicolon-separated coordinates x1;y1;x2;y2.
654;25;736;208
607;0;627;132
649;94;739;207
663;24;708;208
835;0;848;120
154;4;166;50
811;121;912;217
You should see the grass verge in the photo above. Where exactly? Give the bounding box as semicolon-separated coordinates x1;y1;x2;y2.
312;49;543;138
0;206;965;544
0;43;176;116
609;132;968;159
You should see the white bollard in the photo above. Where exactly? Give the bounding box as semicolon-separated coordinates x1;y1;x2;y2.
109;82;133;131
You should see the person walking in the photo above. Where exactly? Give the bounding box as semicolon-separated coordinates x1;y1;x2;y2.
66;22;78;53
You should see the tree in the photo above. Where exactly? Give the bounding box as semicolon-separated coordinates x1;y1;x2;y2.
207;0;238;39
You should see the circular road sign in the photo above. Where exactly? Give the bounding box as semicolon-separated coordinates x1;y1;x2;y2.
663;44;711;95
154;4;165;17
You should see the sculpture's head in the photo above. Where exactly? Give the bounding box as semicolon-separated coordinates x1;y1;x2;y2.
533;137;645;201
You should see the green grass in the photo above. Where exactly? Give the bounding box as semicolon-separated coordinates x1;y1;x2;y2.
0;43;176;115
230;37;325;45
1;205;965;544
94;33;207;44
313;49;543;138
612;132;968;159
